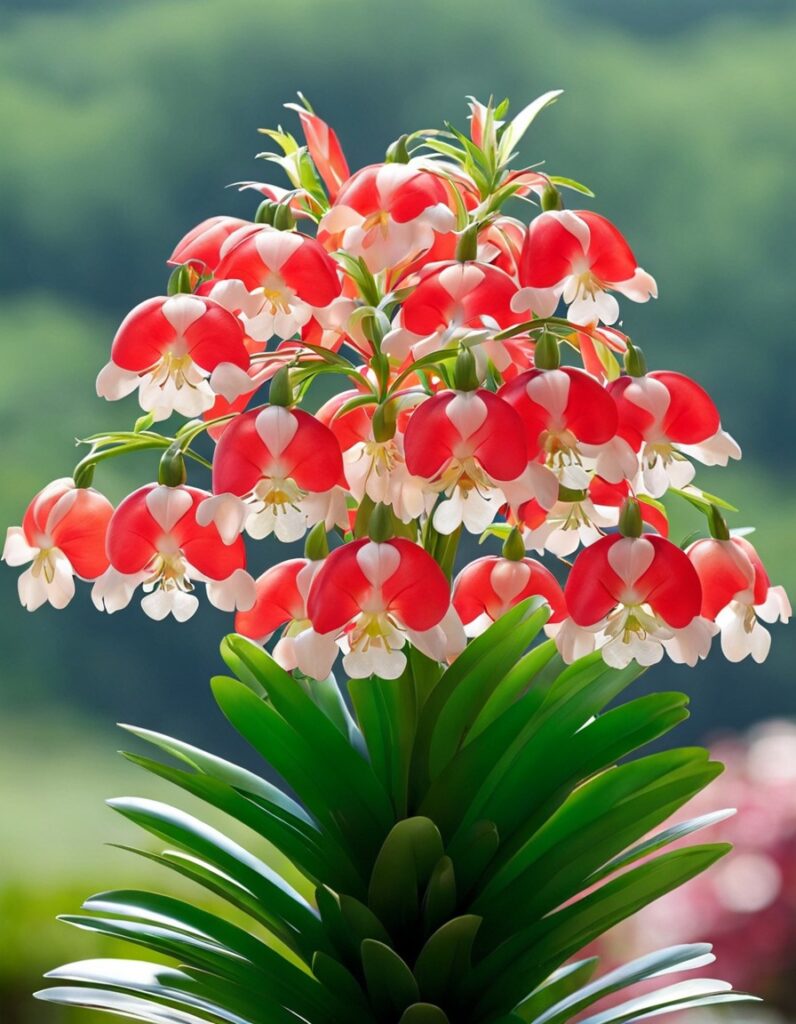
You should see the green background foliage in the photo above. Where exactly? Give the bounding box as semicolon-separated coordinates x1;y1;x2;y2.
0;1;793;1021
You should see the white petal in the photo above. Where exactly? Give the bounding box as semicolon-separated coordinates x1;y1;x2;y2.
141;588;199;622
91;567;142;614
755;585;791;625
343;644;406;680
254;406;298;456
292;628;340;681
96;362;140;401
664;616;718;666
356;541;401;589
205;569;256;612
146;485;193;533
3;527;37;567
209;363;255;403
196;493;250;544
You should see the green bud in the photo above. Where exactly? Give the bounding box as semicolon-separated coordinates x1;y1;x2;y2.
167;264;194;296
618;497;643;538
158;444;187;488
372;402;397;443
73;462;95;489
386;134;410;164
453;347;479;392
272;202;296;231
455;224;479;262
557;484;587;503
304;521;330;561
624;340;648;377
502;527;526;562
708;503;731;541
269;366;294;407
534;329;560;370
368;502;394;543
361;310;385;348
540;184;563;212
255;200;277;225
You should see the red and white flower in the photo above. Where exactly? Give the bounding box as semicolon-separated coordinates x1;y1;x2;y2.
235;558;339;680
91;484;254;622
319;163;457;273
383;261;522;367
169;215;250;274
213;225;342;342
688;536;791;663
608;370;741;497
403;389;530;534
453;555;566;637
517;210;657;325
3;478;113;611
198;405;346;543
555;534;717;668
499;367;629;490
306;538;464;679
96;294;250;421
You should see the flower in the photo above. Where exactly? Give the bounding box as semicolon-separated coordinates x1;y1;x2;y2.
688;536;791;663
453;555;566;637
608;370;741;497
307;538;464;679
235;558;339;680
213;224;342;341
555;534;717;668
96;294;250;421
198;405;346;543
92;484;254;621
318;163;457;273
517;210;657;325
168;215;251;274
3;478;113;610
403;388;530;534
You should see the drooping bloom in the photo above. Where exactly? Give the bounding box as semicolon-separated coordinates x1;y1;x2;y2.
517;210;657;325
198;405;346;543
318;163;457;273
555;534;716;668
499;367;628;490
608;370;741;497
168;215;250;274
316;391;431;523
91;484;255;621
306;538;464;679
96;294;250;421
383;261;523;366
688;536;791;663
213;225;342;341
235;558;339;680
3;478;113;611
453;555;566;637
403;388;530;534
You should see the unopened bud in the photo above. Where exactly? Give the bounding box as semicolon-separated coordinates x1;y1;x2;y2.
557;485;586;503
304;522;330;561
534;330;560;370
453;347;479;391
73;462;95;489
386;134;410;164
455;224;479;262
255;200;277;225
269;366;294;407
624;340;648;378
372;402;397;443
618;497;643;538
708;504;731;541
368;502;394;543
167;264;194;296
158;444;187;488
540;184;563;212
272;202;296;231
502;527;526;562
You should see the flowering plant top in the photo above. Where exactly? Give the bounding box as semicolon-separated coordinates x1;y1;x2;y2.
4;92;789;679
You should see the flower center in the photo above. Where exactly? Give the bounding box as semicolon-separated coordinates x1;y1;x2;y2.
436;456;493;499
347;611;403;655
145;550;193;593
254;476;306;514
148;350;197;391
262;286;292;315
362;210;391;237
603;603;668;644
539;427;583;472
31;547;59;584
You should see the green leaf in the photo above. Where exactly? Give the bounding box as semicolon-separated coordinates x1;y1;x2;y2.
547;175;595;197
360;940;419;1018
448;820;500;897
368;817;444;938
414;915;481;1005
514;957;599;1023
399;1005;450;1024
498;90;563;164
422;855;457;935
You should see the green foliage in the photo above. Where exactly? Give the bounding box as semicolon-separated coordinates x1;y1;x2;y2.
36;610;756;1023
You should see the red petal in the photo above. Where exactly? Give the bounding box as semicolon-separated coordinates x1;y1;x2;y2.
296;110;350;201
577;211;638;283
49;487;113;579
236;559;309;638
169;216;250;272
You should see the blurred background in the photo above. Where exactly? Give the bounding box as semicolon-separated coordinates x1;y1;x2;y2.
0;0;794;1021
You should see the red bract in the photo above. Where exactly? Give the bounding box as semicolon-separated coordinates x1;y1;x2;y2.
91;484;254;622
3;478;113;610
199;405;346;544
169;215;250;273
555;534;716;668
453;555;566;637
608;370;741;497
96;294;250;421
384;261;523;366
213;225;342;341
688;537;791;663
307;538;464;678
235;558;339;680
517;210;657;325
499;367;625;490
403;389;531;534
289;105;350;201
319;163;457;273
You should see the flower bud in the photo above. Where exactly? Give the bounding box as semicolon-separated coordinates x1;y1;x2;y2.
269;366;294;407
455;224;479;262
167;264;194;296
618;497;643;538
385;134;411;164
73;462;96;489
534;329;560;370
540;184;563;211
453;347;479;391
255;200;277;225
708;503;731;541
272;202;296;231
158;444;187;487
502;526;526;562
304;521;330;561
372;402;397;443
368;502;395;543
624;340;648;378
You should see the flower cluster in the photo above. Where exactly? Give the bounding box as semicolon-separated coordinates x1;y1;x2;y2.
4;94;789;679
